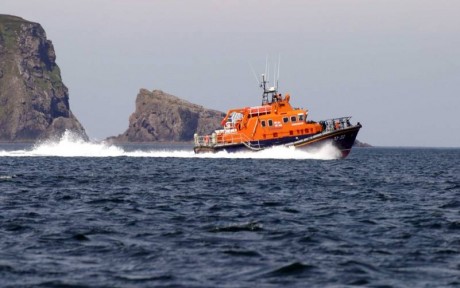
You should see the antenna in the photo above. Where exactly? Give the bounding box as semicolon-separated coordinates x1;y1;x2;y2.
265;55;268;82
267;57;270;85
249;62;260;86
261;73;268;105
277;54;281;90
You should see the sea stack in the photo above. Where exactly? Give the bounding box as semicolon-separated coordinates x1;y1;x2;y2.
109;89;224;142
0;15;87;141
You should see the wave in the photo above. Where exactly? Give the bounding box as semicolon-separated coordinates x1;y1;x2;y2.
0;131;341;160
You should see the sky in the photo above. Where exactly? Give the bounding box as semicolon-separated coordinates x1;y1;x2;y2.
2;0;460;147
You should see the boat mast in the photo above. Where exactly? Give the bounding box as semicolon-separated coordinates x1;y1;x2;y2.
261;74;269;105
261;74;278;105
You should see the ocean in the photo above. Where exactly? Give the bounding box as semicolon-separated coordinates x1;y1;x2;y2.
1;133;459;287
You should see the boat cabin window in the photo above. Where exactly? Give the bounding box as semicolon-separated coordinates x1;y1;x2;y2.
230;112;243;123
261;120;266;127
283;117;289;123
291;116;297;122
298;114;304;122
268;119;273;127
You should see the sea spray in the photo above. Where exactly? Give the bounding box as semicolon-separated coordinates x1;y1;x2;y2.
31;131;125;157
0;130;341;160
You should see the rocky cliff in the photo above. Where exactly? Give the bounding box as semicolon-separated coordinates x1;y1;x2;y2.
353;139;372;147
0;15;87;141
109;89;224;142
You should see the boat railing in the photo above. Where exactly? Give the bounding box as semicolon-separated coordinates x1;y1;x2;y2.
318;116;356;133
194;132;261;150
248;105;271;117
194;135;212;147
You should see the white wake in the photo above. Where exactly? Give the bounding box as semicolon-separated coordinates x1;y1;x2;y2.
0;131;341;160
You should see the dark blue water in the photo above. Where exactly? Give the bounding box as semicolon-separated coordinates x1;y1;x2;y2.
1;145;459;287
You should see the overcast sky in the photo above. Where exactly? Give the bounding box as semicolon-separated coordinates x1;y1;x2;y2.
3;0;460;147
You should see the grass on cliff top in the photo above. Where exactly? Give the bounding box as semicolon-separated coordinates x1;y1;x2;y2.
0;15;30;33
0;15;32;25
0;15;35;49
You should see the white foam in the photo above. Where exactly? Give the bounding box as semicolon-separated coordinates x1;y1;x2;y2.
0;130;341;160
31;131;125;157
0;175;14;179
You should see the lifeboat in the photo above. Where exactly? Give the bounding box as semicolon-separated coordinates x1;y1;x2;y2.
193;75;362;158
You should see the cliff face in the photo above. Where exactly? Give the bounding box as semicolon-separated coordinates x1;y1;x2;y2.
354;139;372;147
0;15;87;141
110;89;224;142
